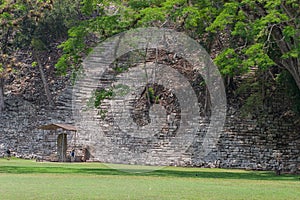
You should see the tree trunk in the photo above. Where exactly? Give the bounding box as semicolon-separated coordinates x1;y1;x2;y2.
288;68;300;91
33;51;54;107
0;77;5;112
271;27;300;90
242;3;300;91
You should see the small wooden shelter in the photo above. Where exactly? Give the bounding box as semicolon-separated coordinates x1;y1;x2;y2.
38;123;77;162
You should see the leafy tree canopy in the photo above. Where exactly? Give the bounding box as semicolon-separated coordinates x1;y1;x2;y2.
56;0;299;91
1;0;299;113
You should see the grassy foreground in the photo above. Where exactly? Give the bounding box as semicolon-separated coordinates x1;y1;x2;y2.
0;158;299;200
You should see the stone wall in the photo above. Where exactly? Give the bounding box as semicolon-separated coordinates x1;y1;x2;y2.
0;86;74;158
0;52;299;173
72;90;300;173
69;47;299;173
191;115;300;173
0;83;299;173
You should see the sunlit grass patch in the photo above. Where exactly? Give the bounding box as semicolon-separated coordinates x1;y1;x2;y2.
0;158;299;200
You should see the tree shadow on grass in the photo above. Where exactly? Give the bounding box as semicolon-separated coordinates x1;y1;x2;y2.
0;165;298;182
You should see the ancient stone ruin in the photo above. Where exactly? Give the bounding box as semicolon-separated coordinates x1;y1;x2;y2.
0;30;299;173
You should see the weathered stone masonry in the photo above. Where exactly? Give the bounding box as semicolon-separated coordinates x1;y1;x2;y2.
0;50;299;173
73;89;300;173
0;82;299;172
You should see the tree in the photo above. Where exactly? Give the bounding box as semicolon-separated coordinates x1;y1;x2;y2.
128;0;300;90
0;1;25;112
32;39;54;106
28;0;81;106
0;0;55;112
56;0;300;92
55;0;138;75
206;0;300;89
0;0;71;113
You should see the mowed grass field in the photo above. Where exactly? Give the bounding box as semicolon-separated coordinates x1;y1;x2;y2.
0;158;299;200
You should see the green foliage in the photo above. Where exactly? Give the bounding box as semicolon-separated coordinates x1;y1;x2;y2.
88;88;114;108
128;0;162;10
206;2;239;33
138;6;165;26
147;86;155;102
243;43;275;70
214;48;245;76
31;38;47;51
0;0;54;81
276;71;300;115
113;66;128;73
53;0;300;102
113;84;130;97
55;1;136;75
240;91;264;117
145;86;162;104
86;83;131;116
81;0;94;15
33;0;81;45
206;0;300;82
55;54;70;75
31;61;38;68
85;87;114;117
281;49;299;59
55;23;88;75
87;88;113;118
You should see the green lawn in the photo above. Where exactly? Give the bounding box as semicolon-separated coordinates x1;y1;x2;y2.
0;158;299;200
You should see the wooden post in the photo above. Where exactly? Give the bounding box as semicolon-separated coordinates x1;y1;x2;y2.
62;132;64;162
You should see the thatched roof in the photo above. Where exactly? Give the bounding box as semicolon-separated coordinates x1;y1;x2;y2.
38;123;77;131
